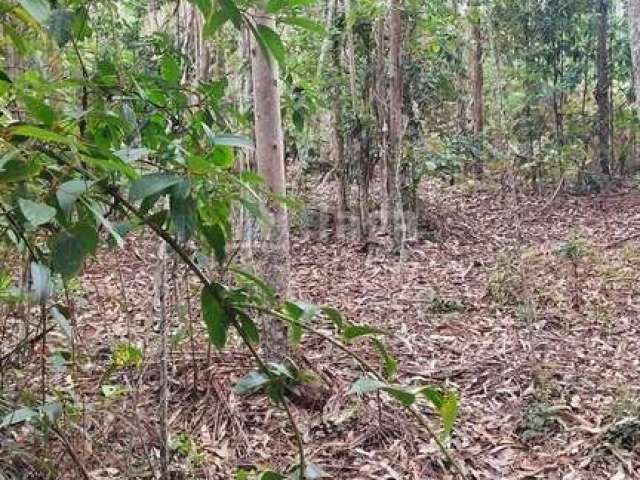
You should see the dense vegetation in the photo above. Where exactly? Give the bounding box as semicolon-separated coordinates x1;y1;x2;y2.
1;0;640;478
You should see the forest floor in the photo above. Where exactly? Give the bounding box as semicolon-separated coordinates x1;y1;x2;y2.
4;177;640;479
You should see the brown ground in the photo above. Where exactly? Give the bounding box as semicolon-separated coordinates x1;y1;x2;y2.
2;179;640;479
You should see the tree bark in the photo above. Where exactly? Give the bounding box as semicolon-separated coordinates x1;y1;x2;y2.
250;11;290;361
630;0;640;107
388;0;404;247
470;20;483;174
595;0;611;175
375;14;390;231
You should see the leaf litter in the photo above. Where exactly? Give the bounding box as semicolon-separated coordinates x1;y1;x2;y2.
1;178;640;479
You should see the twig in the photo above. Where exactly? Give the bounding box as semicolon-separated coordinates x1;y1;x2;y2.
280;392;306;478
49;422;91;480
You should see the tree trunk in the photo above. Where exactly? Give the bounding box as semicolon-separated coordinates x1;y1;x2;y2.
470;19;484;175
332;98;348;238
595;0;611;176
630;0;640;107
388;0;404;248
250;11;290;361
375;14;390;231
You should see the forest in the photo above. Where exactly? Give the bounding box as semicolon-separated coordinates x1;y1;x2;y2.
1;0;640;478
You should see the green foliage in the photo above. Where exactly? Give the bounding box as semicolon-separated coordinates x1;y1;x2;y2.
348;376;459;440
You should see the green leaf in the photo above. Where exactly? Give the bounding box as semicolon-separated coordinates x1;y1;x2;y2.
0;157;42;183
70;222;98;255
18;0;51;24
342;325;385;340
234;370;270;394
170;181;196;243
255;24;286;68
347;376;385;395
23;96;56;126
239;314;259;344
47;7;74;46
419;387;444;410
259;472;284;480
129;173;182;202
230;267;276;301
30;262;51;305
18;198;56;226
114;147;149;163
372;338;398;380
201;223;226;265
51;224;96;280
203;9;230;36
161;54;181;85
321;306;344;330
11;125;75;146
213;133;254;149
281;16;325;34
383;387;416;407
189;0;212;15
82;199;123;248
201;284;230;349
56;179;94;214
0;407;38;428
219;0;242;28
439;392;459;440
266;0;314;13
0;69;12;83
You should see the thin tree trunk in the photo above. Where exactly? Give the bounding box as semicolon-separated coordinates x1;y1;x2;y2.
332;98;348;238
250;11;290;361
470;17;484;175
388;0;404;248
630;0;640;107
375;14;390;231
595;0;611;175
344;0;358;112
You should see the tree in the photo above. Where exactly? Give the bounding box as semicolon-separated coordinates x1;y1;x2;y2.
388;0;405;247
629;0;640;108
468;2;484;175
250;11;291;361
595;0;611;175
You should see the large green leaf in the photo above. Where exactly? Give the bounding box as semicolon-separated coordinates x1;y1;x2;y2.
161;54;180;85
48;7;74;46
201;284;230;349
281;16;325;34
255;24;286;68
30;262;51;305
129;173;182;202
203;9;230;36
200;223;226;265
11;125;75;146
23;96;56;126
266;0;314;13
56;179;94;214
219;0;242;28
0;157;43;183
51;224;97;279
18;198;56;226
18;0;51;24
